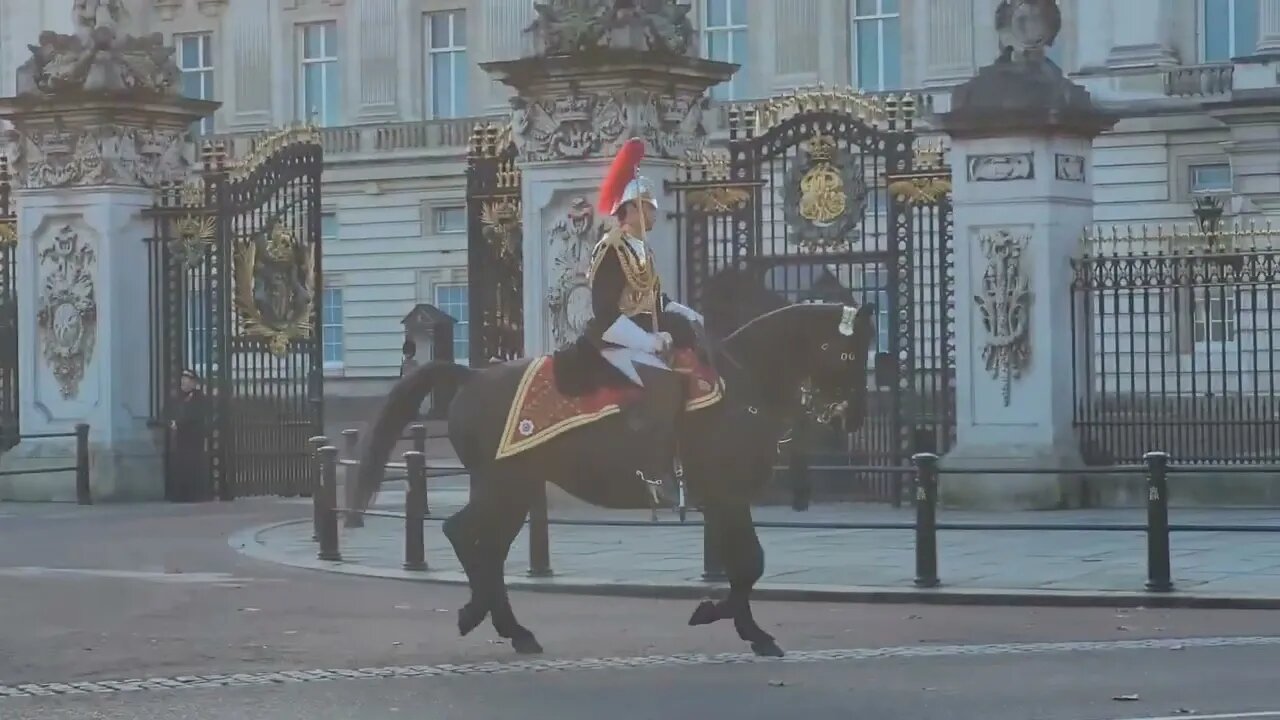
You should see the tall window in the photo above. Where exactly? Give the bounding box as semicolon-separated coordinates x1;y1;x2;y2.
322;287;344;367
298;21;340;126
1193;288;1238;346
1191;163;1232;194
703;0;748;101
435;283;469;365
426;10;468;118
860;265;891;352
1203;0;1259;61
851;0;901;91
177;33;215;135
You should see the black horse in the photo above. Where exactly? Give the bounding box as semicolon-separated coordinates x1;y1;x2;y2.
353;301;876;658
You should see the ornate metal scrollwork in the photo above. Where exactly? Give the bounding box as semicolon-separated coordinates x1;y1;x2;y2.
686;187;750;214
170;178;214;269
233;220;316;357
481;197;522;262
975;228;1032;406
783;135;867;251
888;176;952;205
0;221;14;249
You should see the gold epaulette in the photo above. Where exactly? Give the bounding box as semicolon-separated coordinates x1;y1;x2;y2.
588;227;626;281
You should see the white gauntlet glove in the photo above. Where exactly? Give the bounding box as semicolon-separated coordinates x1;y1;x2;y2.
664;300;704;327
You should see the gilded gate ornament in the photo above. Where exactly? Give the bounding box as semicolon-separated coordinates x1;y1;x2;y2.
0;222;15;249
783;135;867;252
480;197;522;262
36;225;97;399
975;228;1033;407
171;178;214;269
234;220;316;357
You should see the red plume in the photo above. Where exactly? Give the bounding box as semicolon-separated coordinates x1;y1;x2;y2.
597;138;645;214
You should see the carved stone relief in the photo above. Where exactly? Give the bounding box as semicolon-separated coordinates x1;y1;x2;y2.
511;89;705;162
526;0;695;57
36;224;98;400
8;123;187;189
546;196;603;349
995;0;1062;63
17;1;182;97
974;227;1032;407
967;153;1034;182
1055;153;1085;182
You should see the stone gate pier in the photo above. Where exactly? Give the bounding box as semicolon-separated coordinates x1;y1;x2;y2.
480;1;734;356
0;1;215;501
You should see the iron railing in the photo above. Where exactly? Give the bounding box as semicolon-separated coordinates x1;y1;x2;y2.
0;424;92;504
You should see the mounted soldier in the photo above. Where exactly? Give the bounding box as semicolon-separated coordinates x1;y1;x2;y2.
581;138;710;491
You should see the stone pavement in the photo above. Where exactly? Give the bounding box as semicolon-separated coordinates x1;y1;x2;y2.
235;482;1280;605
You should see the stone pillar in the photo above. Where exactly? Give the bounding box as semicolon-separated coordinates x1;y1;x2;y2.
1256;0;1280;55
0;22;216;502
1105;0;1176;68
478;0;538;115
935;4;1116;510
226;0;275;129
481;2;735;357
922;0;975;87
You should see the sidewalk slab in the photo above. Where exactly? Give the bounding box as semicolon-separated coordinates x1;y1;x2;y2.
233;498;1280;608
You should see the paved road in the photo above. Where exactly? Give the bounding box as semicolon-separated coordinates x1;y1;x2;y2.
4;500;1280;719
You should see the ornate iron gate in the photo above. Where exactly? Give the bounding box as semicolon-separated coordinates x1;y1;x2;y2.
147;128;325;499
466;123;524;366
670;91;955;502
0;156;16;451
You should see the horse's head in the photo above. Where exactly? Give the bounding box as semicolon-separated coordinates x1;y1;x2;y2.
802;302;877;429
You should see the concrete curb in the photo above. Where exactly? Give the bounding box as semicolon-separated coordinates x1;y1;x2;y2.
230;520;1280;610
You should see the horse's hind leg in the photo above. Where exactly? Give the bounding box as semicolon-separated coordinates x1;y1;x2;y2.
467;475;542;654
442;502;488;636
688;500;783;658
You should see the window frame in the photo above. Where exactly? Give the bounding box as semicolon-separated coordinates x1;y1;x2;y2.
850;0;902;92
434;206;467;234
425;9;468;119
433;281;470;366
1200;0;1259;62
176;32;215;135
321;285;345;370
702;0;749;101
297;20;340;127
1189;162;1233;195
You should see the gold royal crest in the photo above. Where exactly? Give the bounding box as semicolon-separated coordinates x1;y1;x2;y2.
783;135;868;252
233;220;317;356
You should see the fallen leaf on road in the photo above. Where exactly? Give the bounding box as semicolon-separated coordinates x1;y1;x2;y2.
392;642;402;647
1113;694;1141;702
768;680;786;687
283;631;298;636
1173;709;1195;715
239;608;260;613
394;604;411;610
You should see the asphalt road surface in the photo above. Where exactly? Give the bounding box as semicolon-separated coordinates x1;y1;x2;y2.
3;500;1280;719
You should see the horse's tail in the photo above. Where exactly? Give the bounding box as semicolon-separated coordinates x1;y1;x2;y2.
353;360;474;512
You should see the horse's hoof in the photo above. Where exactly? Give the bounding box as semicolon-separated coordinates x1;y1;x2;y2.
512;635;544;655
688;599;719;626
751;639;785;658
458;605;486;637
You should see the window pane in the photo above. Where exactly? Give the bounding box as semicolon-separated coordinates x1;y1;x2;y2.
1204;0;1232;60
882;16;901;89
200;33;212;61
1234;0;1259;55
706;32;727;61
430;14;451;48
1191;163;1231;192
182;72;203;99
321;214;338;240
181;36;200;68
323;22;337;55
303;64;322;120
856;0;879;16
882;0;899;14
431;54;451;116
707;0;728;27
323;64;340;125
855;21;881;89
303;24;321;58
452;50;468;115
729;0;745;22
452;10;466;46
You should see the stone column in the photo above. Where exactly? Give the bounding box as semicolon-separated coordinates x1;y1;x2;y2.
478;0;538;115
922;0;975;87
1256;0;1280;55
936;8;1116;510
1105;0;1176;68
0;27;216;502
481;2;736;356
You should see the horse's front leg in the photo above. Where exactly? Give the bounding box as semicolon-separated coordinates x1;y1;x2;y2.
688;501;784;657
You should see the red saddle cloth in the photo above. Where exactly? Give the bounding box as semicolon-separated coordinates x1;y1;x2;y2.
494;350;723;460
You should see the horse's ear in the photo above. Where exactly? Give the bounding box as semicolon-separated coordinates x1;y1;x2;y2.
838;304;858;336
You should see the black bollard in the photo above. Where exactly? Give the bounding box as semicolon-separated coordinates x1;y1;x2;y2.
527;483;553;577
911;453;940;588
341;428;364;528
308;435;329;542
403;451;428;571
409;423;430;516
74;423;91;506
316;446;342;562
1144;451;1173;593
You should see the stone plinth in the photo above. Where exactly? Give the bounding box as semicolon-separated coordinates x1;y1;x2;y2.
0;92;216;502
935;54;1117;510
482;3;735;356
